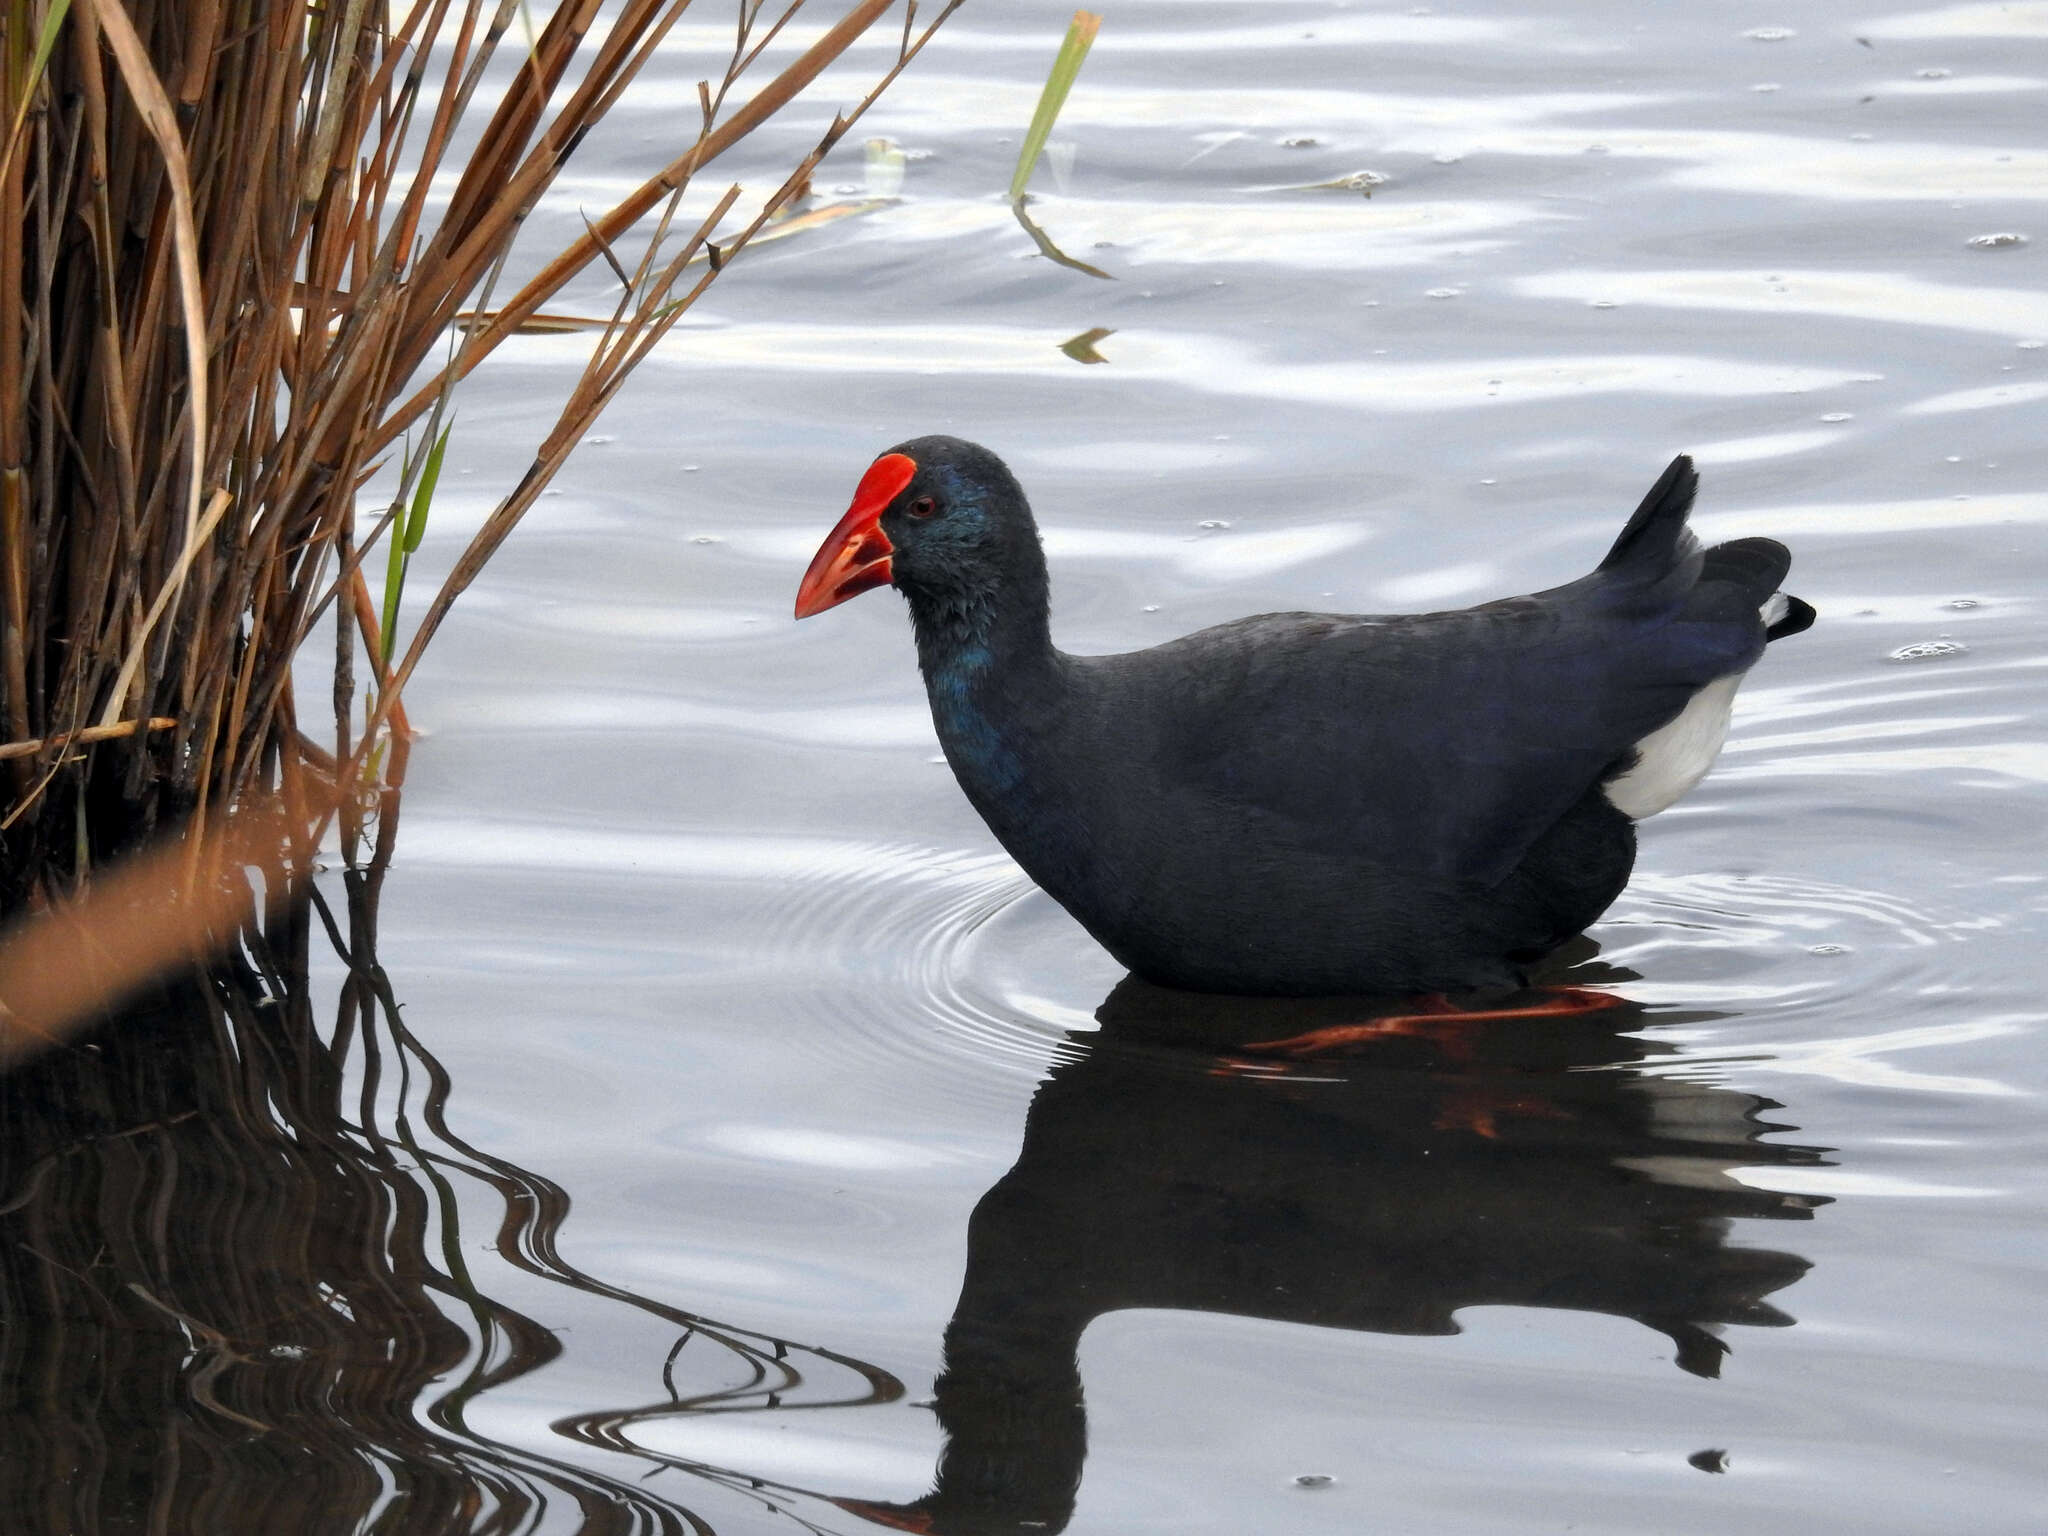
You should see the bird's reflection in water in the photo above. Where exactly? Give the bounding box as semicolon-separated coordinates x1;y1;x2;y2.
839;960;1831;1536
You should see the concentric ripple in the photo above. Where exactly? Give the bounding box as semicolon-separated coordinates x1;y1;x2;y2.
737;839;1118;1099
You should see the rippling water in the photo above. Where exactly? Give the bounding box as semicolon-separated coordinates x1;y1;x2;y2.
8;1;2047;1532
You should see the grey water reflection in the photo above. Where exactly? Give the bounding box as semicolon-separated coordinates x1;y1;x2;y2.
816;967;1829;1536
0;859;900;1536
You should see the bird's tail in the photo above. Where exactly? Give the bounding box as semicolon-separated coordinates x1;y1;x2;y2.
1599;454;1699;577
1698;536;1817;641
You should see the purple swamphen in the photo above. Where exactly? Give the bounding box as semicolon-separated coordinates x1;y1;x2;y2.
796;437;1813;998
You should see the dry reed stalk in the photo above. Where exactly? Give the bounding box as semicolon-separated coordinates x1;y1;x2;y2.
0;0;961;925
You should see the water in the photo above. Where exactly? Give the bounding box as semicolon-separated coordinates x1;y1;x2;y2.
7;1;2048;1531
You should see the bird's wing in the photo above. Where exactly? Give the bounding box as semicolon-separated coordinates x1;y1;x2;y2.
1114;459;1767;885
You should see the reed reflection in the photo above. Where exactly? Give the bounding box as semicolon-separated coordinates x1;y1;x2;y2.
840;965;1831;1536
0;851;901;1535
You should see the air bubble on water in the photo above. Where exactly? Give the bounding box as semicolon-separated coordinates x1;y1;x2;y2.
1583;143;1610;155
1945;598;1980;610
1142;605;1160;613
691;534;722;545
1967;232;2027;249
1888;640;1967;662
1944;454;1962;462
1916;67;1952;79
1809;944;1850;957
1820;412;1852;422
1752;82;1781;92
1480;478;1497;485
1199;519;1231;530
1281;136;1321;148
1589;299;1618;309
1426;286;1461;299
585;434;616;445
1431;151;1463;165
1849;131;1874;141
1744;26;1794;40
1293;1474;1335;1489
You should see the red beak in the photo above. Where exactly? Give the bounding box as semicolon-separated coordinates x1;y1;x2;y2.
794;452;918;619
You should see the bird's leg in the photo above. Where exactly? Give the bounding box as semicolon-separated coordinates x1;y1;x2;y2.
1232;985;1624;1062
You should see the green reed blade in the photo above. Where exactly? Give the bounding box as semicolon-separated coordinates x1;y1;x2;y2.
380;422;452;666
0;0;76;187
405;422;452;554
380;508;408;669
1008;10;1100;203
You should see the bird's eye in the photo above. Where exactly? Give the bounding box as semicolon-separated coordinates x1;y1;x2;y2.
907;495;938;519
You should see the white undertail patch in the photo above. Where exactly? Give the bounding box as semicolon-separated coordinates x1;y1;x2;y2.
1605;672;1742;819
1605;591;1788;819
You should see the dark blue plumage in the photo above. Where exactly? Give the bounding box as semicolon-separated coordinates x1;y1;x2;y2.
798;437;1814;996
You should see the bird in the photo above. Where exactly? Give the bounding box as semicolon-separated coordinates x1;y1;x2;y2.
795;436;1814;999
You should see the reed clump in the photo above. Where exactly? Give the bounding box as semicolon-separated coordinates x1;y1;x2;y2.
0;0;959;920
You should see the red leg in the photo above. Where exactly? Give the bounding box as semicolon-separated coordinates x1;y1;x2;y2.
1236;985;1625;1061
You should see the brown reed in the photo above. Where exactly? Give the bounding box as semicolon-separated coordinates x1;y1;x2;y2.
0;0;961;923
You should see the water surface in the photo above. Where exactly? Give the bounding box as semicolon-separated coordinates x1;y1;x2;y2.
8;1;2048;1531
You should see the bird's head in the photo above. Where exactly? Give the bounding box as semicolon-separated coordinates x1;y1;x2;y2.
794;436;1042;623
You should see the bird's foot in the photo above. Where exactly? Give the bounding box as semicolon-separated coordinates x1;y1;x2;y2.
1233;985;1624;1062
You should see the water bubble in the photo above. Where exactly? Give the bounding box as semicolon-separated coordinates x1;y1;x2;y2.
1480;478;1497;485
584;434;616;445
684;464;701;473
1849;132;1874;141
1967;232;2027;249
1744;26;1795;40
691;534;723;546
1198;519;1231;530
1293;1474;1336;1489
1944;455;1962;463
1431;151;1463;165
268;1344;310;1360
1916;67;1952;79
1589;299;1619;309
1583;143;1610;155
1281;136;1321;148
1945;598;1980;610
1142;605;1160;613
1330;169;1388;191
1820;412;1852;423
1809;944;1850;957
1425;286;1461;299
1888;640;1967;662
1752;82;1781;92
